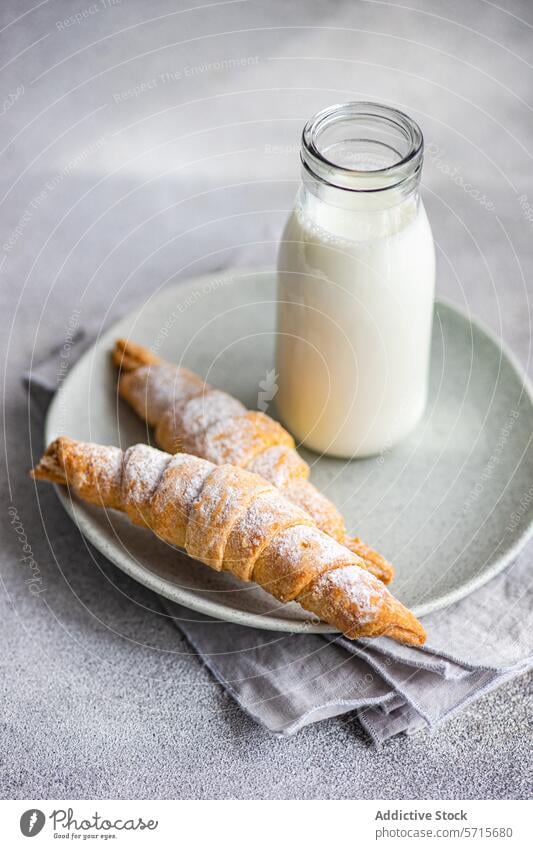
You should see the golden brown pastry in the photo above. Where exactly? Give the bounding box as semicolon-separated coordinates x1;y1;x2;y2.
112;338;394;584
32;437;425;645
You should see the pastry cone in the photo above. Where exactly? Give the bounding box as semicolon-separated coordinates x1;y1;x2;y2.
31;437;425;645
112;339;394;584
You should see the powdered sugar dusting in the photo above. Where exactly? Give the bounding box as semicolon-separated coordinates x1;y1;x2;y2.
271;523;358;570
247;444;308;488
200;412;293;467
69;442;123;506
156;453;213;514
191;468;248;525
313;565;384;624
235;489;308;547
123;444;169;494
186;466;271;567
180;389;246;436
127;363;204;422
285;478;345;540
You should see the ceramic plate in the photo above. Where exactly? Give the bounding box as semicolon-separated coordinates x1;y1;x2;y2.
44;270;533;632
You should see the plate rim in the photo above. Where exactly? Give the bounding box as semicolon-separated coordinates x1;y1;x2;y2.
43;270;533;632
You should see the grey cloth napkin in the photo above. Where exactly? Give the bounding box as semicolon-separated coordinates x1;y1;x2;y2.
26;331;533;743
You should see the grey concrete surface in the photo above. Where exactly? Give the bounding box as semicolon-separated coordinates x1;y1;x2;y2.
1;0;532;798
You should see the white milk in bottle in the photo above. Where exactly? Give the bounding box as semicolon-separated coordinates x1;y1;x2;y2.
276;103;435;457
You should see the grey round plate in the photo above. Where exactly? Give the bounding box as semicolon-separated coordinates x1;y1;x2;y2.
45;270;533;632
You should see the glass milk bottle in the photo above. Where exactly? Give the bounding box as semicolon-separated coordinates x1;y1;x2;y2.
276;102;435;458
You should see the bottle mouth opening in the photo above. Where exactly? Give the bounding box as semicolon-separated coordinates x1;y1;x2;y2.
301;102;424;192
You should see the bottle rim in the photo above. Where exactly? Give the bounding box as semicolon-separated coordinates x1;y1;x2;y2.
301;101;424;193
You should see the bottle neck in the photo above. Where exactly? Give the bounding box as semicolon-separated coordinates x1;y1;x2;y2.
299;170;421;242
302;164;420;211
299;102;424;231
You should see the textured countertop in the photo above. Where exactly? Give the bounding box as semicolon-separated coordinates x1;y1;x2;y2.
1;0;531;799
